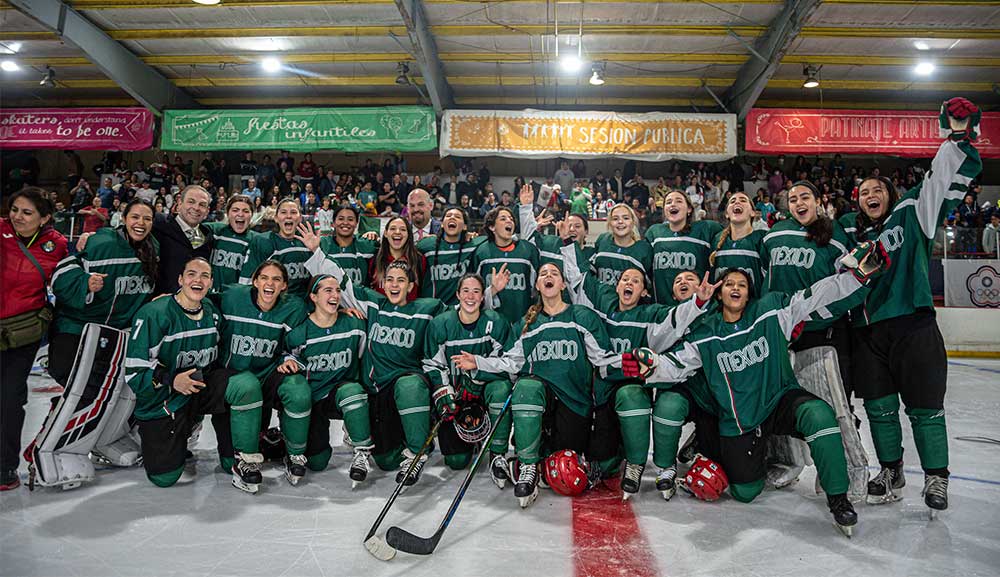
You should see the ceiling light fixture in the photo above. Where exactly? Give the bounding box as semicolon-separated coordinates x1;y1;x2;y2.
802;65;819;89
913;40;930;51
261;57;281;73
589;62;605;86
561;53;583;73
192;0;222;5
39;65;55;87
395;62;411;85
914;61;935;76
1;60;18;72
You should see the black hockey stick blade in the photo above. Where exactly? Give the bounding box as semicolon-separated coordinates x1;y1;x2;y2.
385;525;443;556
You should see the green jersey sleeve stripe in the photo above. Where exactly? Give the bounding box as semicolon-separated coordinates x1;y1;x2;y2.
714;249;760;258
304;329;367;346
162;327;218;342
86;257;142;267
593;251;647;271
223;314;288;330
651;236;712;249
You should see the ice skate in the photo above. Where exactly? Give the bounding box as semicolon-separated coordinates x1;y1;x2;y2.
231;452;264;494
767;463;804;489
514;461;539;508
1;469;20;492
677;431;698;465
922;474;948;519
178;451;197;484
395;448;428;487
828;493;858;538
655;466;677;501
283;453;308;486
867;461;905;505
490;452;513;490
349;448;372;488
621;462;644;500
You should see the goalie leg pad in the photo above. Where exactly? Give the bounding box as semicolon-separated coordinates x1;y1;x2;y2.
25;324;129;489
92;383;141;467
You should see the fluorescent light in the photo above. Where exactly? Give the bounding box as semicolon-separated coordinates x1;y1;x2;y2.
560;54;583;73
261;57;282;73
913;41;930;51
914;61;935;76
192;0;222;5
1;60;18;72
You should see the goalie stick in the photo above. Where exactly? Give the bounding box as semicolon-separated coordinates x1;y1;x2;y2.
385;392;513;556
363;419;444;561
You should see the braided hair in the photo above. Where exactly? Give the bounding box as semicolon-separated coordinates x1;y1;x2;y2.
709;191;752;266
520;263;564;336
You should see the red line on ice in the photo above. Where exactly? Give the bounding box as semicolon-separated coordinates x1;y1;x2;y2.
571;478;658;577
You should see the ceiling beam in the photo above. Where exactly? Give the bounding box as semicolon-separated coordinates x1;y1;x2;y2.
4;0;198;113
6;0;995;9
393;0;453;115
724;0;822;121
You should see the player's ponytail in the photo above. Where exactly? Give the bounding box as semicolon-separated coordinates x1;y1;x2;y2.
709;226;731;267
521;300;544;336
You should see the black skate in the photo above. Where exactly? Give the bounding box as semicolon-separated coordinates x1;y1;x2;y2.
395;449;428;487
828;493;858;538
922;474;949;519
655;465;677;501
677;431;698;465
1;468;20;492
490;452;513;490
621;462;644;501
232;452;264;494
514;462;539;508
867;461;905;505
283;453;308;486
349;448;372;488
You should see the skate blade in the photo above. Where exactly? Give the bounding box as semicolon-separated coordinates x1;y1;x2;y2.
61;482;82;491
622;491;634;501
866;493;903;506
285;473;302;486
836;523;854;538
492;478;506;490
660;488;676;501
928;508;942;520
232;478;260;494
352;480;362;490
364;535;397;561
518;487;539;508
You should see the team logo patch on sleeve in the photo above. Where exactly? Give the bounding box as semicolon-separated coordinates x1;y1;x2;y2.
42;240;55;253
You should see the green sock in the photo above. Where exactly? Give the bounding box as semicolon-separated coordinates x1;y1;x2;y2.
864;394;903;464
906;407;949;471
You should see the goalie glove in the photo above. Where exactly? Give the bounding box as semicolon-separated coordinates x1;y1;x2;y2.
840;240;891;284
940;97;981;141
622;347;658;380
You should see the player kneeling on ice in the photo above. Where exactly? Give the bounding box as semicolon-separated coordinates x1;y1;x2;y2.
452;263;618;508
215;260;310;492
423;273;514;487
279;274;373;487
125;257;250;489
622;243;890;537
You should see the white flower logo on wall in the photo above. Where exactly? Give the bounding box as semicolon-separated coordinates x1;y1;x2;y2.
966;265;1000;308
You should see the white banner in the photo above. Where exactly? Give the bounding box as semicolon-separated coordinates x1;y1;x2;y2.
943;259;1000;308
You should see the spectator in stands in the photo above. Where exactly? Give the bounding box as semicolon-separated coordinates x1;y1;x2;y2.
79;195;108;233
627;175;650;207
97;177;116;209
64;150;84;190
298;152;317;189
957;193;980;255
767;167;784;198
135;181;157;204
240;151;257;189
703;177;722;219
685;175;704;218
70;178;93;212
572;159;587;179
212;158;230;190
279;171;295;197
256;154;276;193
609;168;625;201
133;160;149;184
241;177;261;203
379;181;399;214
756;193;776;225
443;174;460;205
554;160;575;194
319;169;338;198
458;173;481;205
277;150;295;173
590;171;610;198
983;213;999;257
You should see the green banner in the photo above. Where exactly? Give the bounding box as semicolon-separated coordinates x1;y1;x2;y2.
160;106;437;152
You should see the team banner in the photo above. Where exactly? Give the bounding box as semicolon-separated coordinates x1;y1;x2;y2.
160;106;436;152
943;259;1000;308
0;107;154;151
440;109;737;161
746;108;1000;159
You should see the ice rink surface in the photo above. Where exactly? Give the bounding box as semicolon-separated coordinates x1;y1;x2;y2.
2;359;999;577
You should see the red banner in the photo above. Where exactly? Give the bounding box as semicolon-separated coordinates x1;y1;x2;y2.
746;108;1000;159
0;107;154;151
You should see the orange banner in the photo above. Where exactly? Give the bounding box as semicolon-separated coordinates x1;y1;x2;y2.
440;109;736;161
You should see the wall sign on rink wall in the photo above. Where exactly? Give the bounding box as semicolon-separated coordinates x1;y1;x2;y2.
0;107;154;151
439;109;737;161
943;260;1000;308
160;106;437;152
746;108;1000;158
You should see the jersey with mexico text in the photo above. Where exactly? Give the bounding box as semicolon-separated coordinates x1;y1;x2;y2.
206;222;255;292
284;314;368;402
239;231;314;296
711;229;767;298
469;239;540;325
218;284;307;380
316;235;377;288
589;233;653;288
418;235;486;304
645;220;723;304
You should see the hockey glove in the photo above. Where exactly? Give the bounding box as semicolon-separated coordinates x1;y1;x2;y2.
840;240;891;284
622;347;658;380
433;388;459;421
940;97;981;141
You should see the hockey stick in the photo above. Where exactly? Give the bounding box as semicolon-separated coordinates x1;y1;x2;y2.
385;392;513;556
363;418;443;561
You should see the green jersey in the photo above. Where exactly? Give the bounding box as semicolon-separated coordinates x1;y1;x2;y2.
284;314;368;402
474;304;615;417
838;212;858;244
316;235;377;287
762;218;853;332
853;138;981;326
125;297;220;420
218;284;307;380
589;233;653;288
570;188;591;216
645;220;723;304
469;240;540;325
516;203;595;268
417;235;486;304
649;272;869;436
423;309;512;402
239;231;314;296
206;222;255;292
51;227;156;335
711;229;767;297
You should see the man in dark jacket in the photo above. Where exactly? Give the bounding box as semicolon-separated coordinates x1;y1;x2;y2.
153;185;214;294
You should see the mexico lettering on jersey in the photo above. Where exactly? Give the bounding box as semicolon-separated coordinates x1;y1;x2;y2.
218;284;307;380
317;236;377;288
711;228;767;297
50;227;156;336
284;314;368;402
854;138;981;325
645;220;722;304
206;222;255;291
125;297;220;420
418;235;486;304
423;309;511;400
469;240;540;325
589;233;653;288
239;232;314;296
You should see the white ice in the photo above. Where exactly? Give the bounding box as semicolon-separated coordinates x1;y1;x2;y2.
2;359;999;577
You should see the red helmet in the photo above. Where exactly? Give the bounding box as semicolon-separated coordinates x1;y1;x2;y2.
683;455;729;502
544;450;589;497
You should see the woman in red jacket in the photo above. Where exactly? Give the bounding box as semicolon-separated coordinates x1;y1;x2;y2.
1;187;68;491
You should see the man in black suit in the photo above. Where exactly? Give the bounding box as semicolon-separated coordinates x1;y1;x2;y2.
153;185;215;295
406;188;441;242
